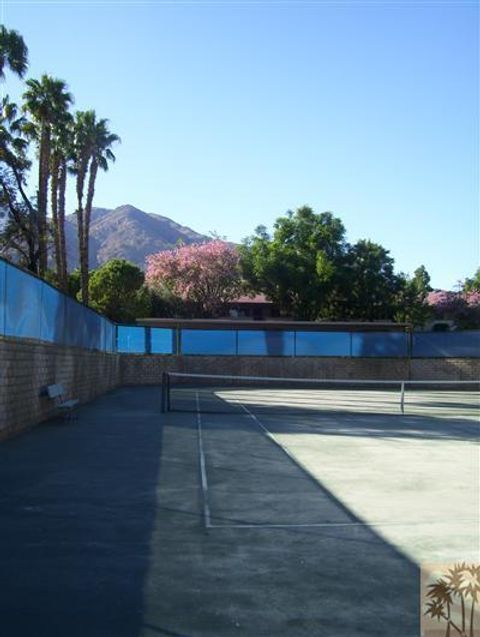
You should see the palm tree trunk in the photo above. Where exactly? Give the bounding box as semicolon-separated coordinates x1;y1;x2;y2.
57;157;68;291
50;152;61;285
82;158;98;305
76;153;89;303
75;153;88;213
26;238;37;274
38;124;51;276
470;599;475;637
76;208;87;303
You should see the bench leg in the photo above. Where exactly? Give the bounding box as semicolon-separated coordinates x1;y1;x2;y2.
61;409;77;422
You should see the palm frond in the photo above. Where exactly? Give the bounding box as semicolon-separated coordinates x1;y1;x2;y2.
0;25;28;79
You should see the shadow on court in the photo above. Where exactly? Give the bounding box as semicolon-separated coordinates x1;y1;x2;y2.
1;386;466;636
0;387;163;637
141;390;425;637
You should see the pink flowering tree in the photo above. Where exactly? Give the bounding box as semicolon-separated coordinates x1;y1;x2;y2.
427;290;480;328
145;241;243;317
427;291;463;316
465;290;480;307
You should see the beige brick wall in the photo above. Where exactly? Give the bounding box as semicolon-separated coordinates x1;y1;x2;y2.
2;337;477;441
410;358;480;381
120;354;393;384
120;354;480;385
0;336;120;440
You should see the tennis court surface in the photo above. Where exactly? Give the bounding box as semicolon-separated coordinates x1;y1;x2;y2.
0;382;478;636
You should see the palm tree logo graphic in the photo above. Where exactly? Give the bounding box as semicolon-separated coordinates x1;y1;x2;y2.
423;562;480;637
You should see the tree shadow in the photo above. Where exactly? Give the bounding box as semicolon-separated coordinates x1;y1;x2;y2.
0;386;164;637
1;385;475;636
151;390;423;636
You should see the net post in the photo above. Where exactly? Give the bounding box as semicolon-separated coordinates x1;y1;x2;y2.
166;373;171;412
400;381;405;414
161;372;167;413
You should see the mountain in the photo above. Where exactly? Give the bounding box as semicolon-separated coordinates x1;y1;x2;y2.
65;204;208;270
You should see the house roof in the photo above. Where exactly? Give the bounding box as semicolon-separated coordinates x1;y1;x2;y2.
230;294;272;304
136;318;411;332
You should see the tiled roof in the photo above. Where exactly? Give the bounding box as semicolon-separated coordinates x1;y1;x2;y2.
231;294;271;304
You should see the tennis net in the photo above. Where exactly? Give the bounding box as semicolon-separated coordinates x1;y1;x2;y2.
161;372;480;418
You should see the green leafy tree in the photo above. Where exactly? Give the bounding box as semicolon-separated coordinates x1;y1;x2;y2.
395;265;433;326
239;206;346;320
87;259;150;323
68;268;81;298
336;239;402;321
463;268;480;293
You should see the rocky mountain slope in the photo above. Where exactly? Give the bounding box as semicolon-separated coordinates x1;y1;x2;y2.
65;204;208;269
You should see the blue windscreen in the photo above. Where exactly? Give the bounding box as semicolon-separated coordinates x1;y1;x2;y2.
295;331;351;356
3;258;479;360
102;320;116;353
413;331;480;358
151;328;175;354
84;310;102;351
181;329;236;355
0;259;6;336
237;330;294;356
351;332;408;357
1;259;117;351
64;296;85;348
4;264;42;339
39;282;65;343
117;326;146;353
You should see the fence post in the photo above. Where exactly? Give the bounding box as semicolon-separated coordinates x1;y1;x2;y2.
167;373;171;412
176;325;181;355
161;372;166;413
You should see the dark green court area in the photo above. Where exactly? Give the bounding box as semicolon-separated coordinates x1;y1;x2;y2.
3;386;477;636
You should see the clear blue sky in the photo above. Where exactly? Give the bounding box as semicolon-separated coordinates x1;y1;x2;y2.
3;0;479;289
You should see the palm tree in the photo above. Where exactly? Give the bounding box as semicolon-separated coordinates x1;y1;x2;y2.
23;75;73;276
72;110;94;303
426;579;454;636
0;95;28;165
0;95;38;272
73;110;119;303
84;117;119;299
0;25;28;80
50;111;73;290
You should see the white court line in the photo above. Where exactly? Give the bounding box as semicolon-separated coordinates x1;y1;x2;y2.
197;400;479;531
208;520;477;530
239;402;327;495
196;392;212;529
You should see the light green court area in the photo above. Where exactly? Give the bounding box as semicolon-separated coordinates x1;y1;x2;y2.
141;388;479;637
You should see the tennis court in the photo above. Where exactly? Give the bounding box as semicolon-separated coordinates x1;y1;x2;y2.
0;382;478;636
140;376;479;636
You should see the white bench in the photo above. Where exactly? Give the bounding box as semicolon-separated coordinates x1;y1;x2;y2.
46;384;80;420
